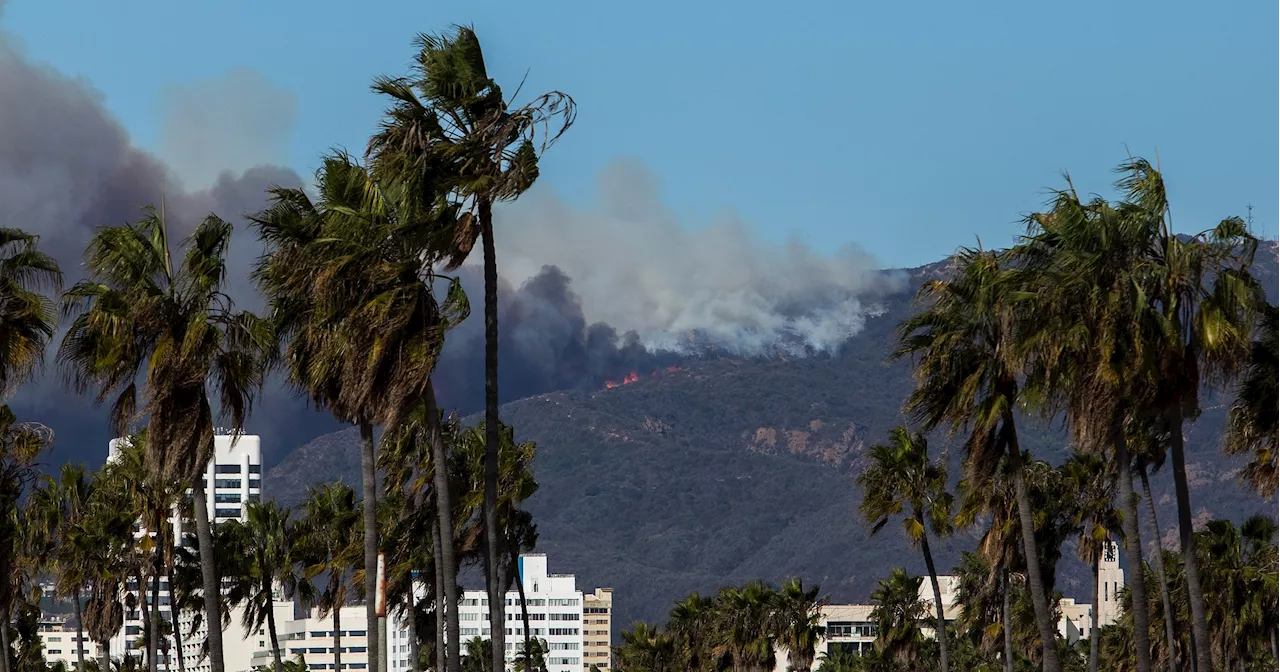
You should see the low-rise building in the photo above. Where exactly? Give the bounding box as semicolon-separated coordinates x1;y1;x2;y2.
38;615;98;670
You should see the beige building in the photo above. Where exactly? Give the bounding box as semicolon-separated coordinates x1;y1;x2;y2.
38;614;99;670
581;588;613;671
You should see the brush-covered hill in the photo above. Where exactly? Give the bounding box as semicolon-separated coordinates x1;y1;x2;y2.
266;242;1279;630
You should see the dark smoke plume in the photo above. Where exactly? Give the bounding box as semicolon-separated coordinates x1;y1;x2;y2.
433;265;682;412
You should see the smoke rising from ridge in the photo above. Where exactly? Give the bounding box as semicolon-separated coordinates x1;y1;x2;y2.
492;159;905;355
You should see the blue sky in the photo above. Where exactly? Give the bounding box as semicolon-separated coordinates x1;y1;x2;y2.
5;0;1276;268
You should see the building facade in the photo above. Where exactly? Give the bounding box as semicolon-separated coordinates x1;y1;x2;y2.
249;604;370;672
38;614;99;670
102;434;264;672
581;588;613;671
428;554;585;672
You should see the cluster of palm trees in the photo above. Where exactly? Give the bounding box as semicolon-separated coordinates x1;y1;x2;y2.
614;579;826;672
857;159;1276;672
2;413;538;672
0;25;570;672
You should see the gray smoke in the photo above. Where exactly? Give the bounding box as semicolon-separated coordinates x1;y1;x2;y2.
491;159;904;355
0;24;320;467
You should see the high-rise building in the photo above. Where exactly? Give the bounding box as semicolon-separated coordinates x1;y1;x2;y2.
102;434;264;672
581;588;613;671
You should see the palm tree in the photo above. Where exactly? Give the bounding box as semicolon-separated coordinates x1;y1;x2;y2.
58;205;270;672
512;638;547;672
1127;420;1180;672
714;581;777;672
379;396;461;670
0;227;62;399
367;29;574;672
893;247;1062;672
1223;305;1278;499
868;568;926;664
770;578;826;672
252;154;468;672
616;623;674;672
857;427;952;672
1060;452;1120;672
222;501;300;672
29;465;97;672
298;483;360;672
1117;159;1266;671
0;406;54;672
664;594;715;672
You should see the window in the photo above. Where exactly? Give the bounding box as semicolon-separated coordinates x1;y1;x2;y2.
350;631;367;637
461;629;479;636
215;464;241;474
248;464;261;474
548;628;579;636
215;479;241;489
527;614;546;621
308;648;326;654
549;598;579;607
827;622;853;638
460;613;479;621
49;650;62;655
311;632;327;638
550;613;579;621
126;626;142;636
215;507;240;518
548;643;579;651
48;637;62;642
348;647;366;653
585;608;609;614
215;493;241;504
525;599;546;607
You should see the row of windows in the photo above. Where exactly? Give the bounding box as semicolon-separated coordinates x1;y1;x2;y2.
289;647;367;654
549;658;579;666
308;631;367;638
307;664;366;670
549;613;579;621
214;464;262;474
213;477;260;489
826;622;876;638
548;628;579;636
548;598;578;607
584;607;609;614
547;643;578;651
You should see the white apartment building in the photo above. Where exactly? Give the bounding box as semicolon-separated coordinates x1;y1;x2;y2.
406;554;584;672
101;434;264;672
38;614;99;669
248;604;370;672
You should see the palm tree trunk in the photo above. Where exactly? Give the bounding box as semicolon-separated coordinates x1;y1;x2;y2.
98;636;109;672
359;422;380;672
424;385;460;672
431;524;445;672
479;204;505;672
1113;433;1152;672
167;562;185;672
514;564;531;671
917;520;948;672
1163;408;1212;672
1002;569;1013;672
138;566;153;672
1089;557;1099;672
0;606;10;672
150;567;162;672
333;601;342;672
406;589;418;672
1003;414;1061;672
75;587;87;672
190;479;224;672
1139;465;1178;672
265;576;283;672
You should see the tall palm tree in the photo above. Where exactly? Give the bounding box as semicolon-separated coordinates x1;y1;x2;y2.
252;153;468;672
893;248;1062;672
1128;419;1180;672
616;623;673;672
869;568;926;665
770;578;826;672
1223;305;1278;499
58;205;270;672
1118;159;1266;671
1061;451;1120;672
714;582;777;672
379;394;461;670
222;501;300;672
857;427;952;672
367;29;574;672
298;483;360;672
664;594;715;672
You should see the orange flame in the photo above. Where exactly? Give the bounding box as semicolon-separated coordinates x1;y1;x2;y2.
603;367;681;390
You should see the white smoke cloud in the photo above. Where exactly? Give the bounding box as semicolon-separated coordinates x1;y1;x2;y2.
491;159;904;355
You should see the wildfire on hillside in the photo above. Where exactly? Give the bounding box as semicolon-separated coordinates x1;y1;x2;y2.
603;365;683;390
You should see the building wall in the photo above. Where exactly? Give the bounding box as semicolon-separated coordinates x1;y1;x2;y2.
418;554;584;672
38;616;99;669
581;588;613;671
250;605;371;672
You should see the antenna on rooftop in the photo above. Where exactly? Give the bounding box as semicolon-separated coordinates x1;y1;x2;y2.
1246;203;1253;235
